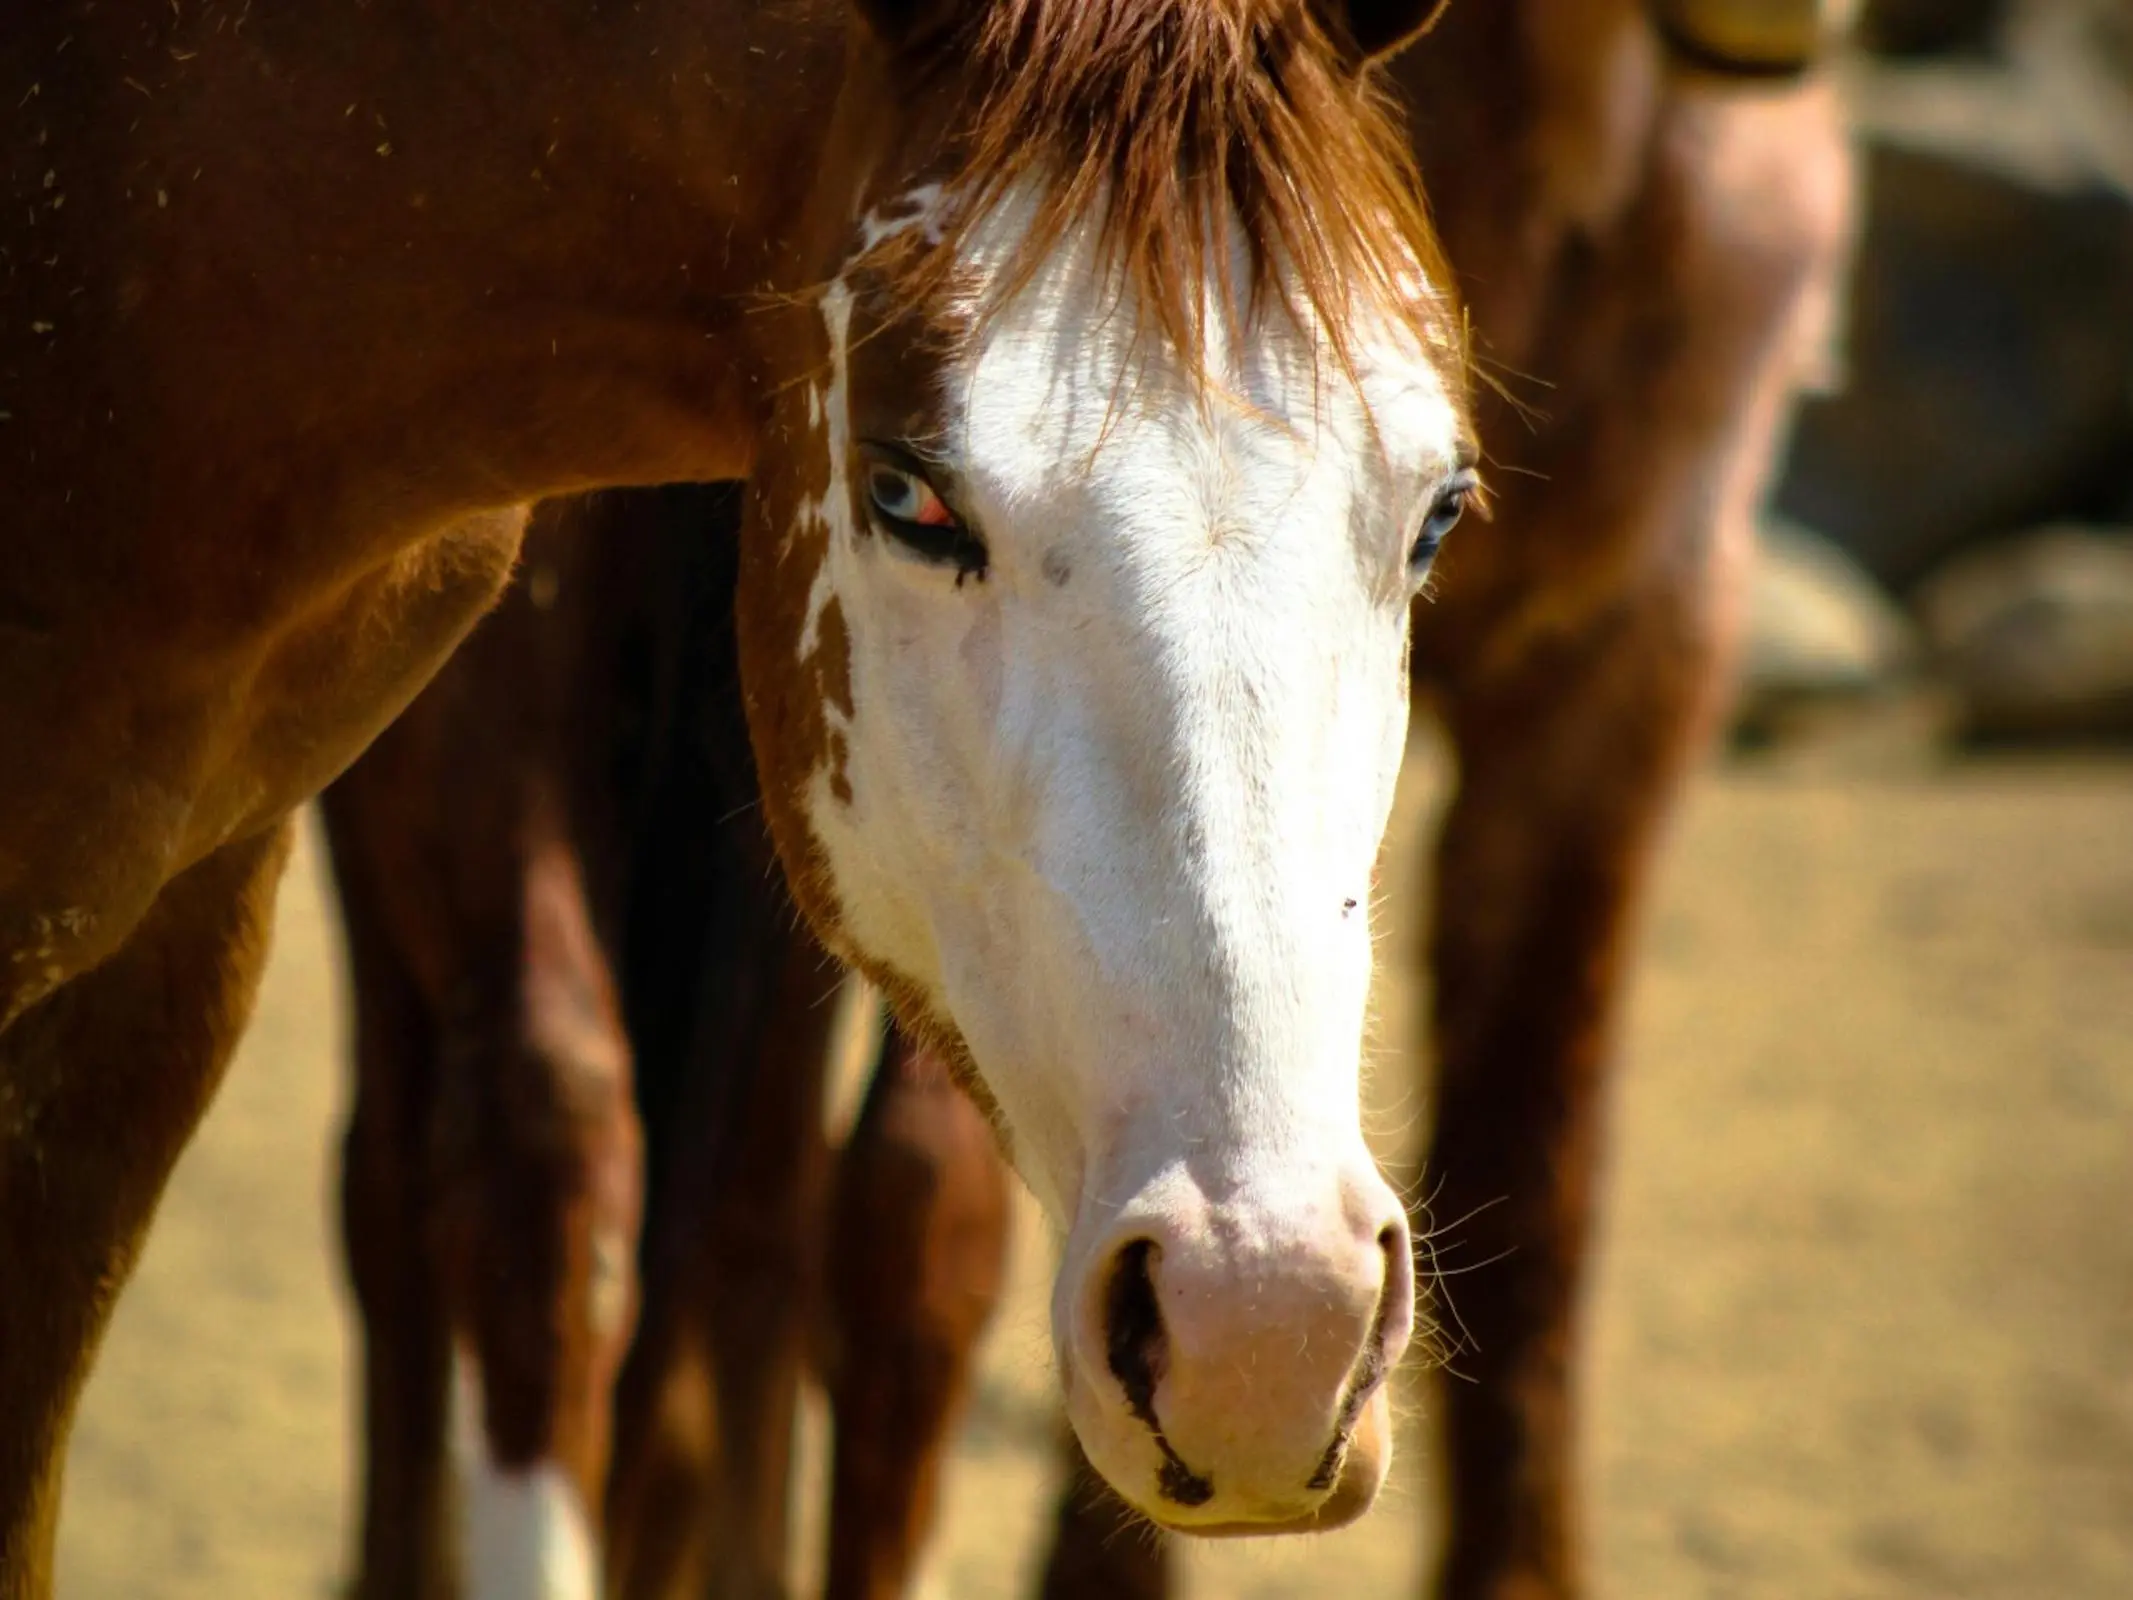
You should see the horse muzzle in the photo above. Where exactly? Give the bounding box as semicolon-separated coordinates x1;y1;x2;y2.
1051;1158;1417;1535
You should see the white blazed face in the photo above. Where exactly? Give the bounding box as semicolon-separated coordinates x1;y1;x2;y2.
797;186;1472;1533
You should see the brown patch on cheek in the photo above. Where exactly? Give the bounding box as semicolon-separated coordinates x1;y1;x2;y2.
735;495;1008;1150
742;280;1012;1154
825;732;854;807
750;283;963;855
736;386;851;951
811;596;856;806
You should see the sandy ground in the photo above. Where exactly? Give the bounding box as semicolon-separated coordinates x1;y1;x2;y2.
50;732;2133;1599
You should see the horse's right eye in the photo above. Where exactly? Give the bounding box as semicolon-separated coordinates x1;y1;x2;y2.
866;464;954;530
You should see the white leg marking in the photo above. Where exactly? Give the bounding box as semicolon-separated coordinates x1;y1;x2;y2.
451;1351;600;1600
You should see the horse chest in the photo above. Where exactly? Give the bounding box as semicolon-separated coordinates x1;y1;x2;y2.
0;508;523;1028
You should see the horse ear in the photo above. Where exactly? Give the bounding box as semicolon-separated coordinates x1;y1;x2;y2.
1314;0;1452;64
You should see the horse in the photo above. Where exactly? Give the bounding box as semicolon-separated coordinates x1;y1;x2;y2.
321;4;1857;1597
0;0;1480;1591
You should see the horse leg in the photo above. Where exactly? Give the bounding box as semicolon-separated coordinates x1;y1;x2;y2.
605;919;834;1600
821;1023;1011;1600
425;829;645;1600
327;786;455;1600
1036;1438;1174;1600
0;822;292;1600
1414;66;1852;1598
829;1041;1172;1600
1420;587;1734;1600
690;934;838;1600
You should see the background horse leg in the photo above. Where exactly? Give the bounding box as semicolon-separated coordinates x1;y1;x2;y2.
691;925;836;1600
0;822;291;1600
424;824;644;1600
598;481;832;1600
1421;586;1730;1600
328;784;645;1600
1412;71;1850;1599
1035;1438;1174;1600
821;1023;1010;1600
327;788;456;1600
604;917;835;1600
322;500;647;1600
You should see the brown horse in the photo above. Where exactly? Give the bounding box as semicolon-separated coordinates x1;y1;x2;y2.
324;7;1857;1599
1;1;1484;1592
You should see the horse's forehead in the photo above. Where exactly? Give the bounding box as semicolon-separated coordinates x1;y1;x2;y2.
930;197;1444;465
949;275;1450;518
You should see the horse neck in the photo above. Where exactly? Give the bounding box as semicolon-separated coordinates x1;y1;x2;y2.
1396;0;1662;365
52;0;848;522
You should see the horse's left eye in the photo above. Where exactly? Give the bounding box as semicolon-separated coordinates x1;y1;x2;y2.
1410;469;1478;570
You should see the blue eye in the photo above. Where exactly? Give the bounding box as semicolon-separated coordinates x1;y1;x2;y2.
859;445;990;585
867;466;940;526
1411;470;1476;569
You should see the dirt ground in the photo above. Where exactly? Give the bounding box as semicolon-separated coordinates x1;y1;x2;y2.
50;728;2133;1599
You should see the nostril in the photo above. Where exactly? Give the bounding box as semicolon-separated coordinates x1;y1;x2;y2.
1098;1238;1215;1509
1375;1219;1415;1360
1100;1237;1168;1425
1103;1238;1168;1428
1360;1227;1403;1384
1306;1223;1411;1494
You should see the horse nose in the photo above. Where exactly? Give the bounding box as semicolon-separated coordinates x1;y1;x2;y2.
1063;1165;1415;1532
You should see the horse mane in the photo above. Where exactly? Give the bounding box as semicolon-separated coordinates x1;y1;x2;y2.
879;0;1464;384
